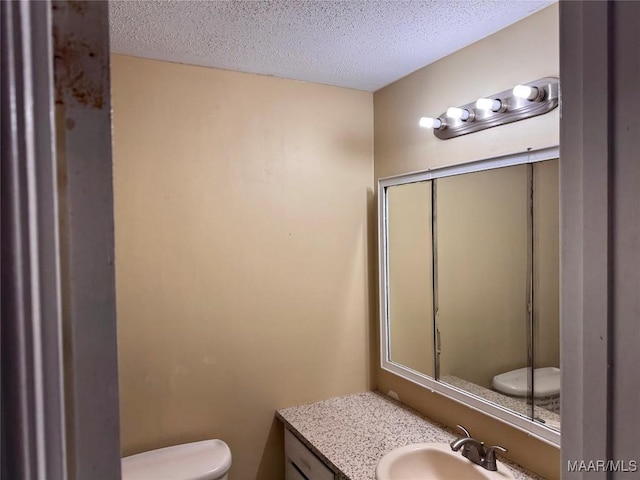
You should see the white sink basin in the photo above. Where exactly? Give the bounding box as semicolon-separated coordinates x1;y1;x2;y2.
375;443;515;480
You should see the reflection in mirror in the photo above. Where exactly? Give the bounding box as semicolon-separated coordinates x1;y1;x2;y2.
532;159;560;430
436;164;530;414
436;160;560;431
379;149;561;444
387;182;434;377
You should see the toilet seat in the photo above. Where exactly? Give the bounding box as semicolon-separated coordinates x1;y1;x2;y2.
492;367;560;398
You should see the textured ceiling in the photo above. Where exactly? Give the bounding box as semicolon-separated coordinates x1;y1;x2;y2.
109;0;555;92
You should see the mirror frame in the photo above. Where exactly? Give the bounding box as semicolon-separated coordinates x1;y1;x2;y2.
378;146;560;447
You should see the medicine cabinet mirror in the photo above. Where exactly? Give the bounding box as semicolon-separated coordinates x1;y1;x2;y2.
379;146;560;446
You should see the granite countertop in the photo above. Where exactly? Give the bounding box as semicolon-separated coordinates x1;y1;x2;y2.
276;391;543;480
441;376;561;431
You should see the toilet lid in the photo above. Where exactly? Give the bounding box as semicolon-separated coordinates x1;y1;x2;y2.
492;367;560;398
122;439;231;480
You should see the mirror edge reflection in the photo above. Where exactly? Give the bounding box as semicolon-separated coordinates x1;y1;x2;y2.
378;146;560;447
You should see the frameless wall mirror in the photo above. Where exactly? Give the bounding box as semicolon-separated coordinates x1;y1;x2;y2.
379;147;560;446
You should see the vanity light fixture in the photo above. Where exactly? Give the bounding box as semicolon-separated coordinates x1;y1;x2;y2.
475;97;504;112
419;116;445;130
420;77;559;140
446;107;474;121
512;84;544;101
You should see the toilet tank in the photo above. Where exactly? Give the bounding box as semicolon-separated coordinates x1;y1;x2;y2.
121;439;232;480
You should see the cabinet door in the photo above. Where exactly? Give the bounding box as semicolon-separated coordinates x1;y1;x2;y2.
285;459;308;480
284;429;334;480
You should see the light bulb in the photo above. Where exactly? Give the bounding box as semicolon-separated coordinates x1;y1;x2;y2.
513;84;539;101
419;117;442;129
475;98;502;112
446;107;471;121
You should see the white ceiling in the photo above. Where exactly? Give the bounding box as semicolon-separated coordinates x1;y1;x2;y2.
109;0;555;92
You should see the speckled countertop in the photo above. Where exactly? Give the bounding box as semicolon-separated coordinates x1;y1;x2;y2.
276;391;544;480
441;376;561;431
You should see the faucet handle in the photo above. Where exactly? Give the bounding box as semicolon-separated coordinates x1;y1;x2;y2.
455;424;471;438
484;445;508;471
452;425;477;460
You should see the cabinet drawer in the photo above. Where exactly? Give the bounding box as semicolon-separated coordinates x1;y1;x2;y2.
284;429;334;480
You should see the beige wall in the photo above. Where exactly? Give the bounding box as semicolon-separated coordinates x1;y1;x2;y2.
111;54;374;479
374;4;560;479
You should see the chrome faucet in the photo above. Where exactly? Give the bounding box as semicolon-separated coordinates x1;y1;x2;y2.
449;425;508;472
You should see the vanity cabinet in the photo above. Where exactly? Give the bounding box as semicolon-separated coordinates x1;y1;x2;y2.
284;428;335;480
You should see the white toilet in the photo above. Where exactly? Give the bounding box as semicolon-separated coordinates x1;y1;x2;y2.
122;439;232;480
492;366;561;413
